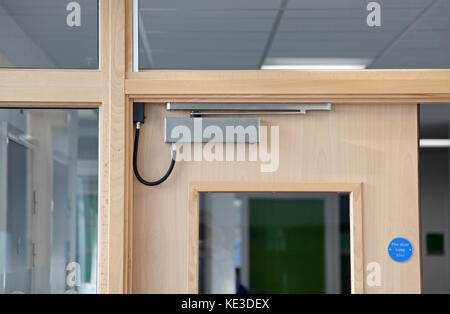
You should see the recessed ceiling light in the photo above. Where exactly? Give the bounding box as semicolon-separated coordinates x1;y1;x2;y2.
420;139;450;148
261;58;373;70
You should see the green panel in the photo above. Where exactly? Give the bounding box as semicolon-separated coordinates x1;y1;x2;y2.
340;231;350;251
77;194;98;282
426;233;444;255
249;199;325;294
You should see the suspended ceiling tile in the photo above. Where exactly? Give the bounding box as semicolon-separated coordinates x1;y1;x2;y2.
0;0;98;69
140;0;283;10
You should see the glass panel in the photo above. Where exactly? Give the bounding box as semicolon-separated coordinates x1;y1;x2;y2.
138;0;450;70
199;192;351;294
419;103;450;294
5;141;31;293
0;0;99;69
0;108;99;294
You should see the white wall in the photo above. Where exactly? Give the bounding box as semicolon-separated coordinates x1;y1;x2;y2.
202;193;236;294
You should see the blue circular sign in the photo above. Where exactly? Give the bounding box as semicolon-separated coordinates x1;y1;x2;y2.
388;237;413;262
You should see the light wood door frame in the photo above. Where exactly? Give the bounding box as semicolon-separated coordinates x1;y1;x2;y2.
189;182;363;294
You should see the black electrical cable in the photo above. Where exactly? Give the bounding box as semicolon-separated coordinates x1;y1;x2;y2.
133;122;176;186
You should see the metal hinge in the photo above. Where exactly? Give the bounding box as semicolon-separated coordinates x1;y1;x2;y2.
32;190;38;215
31;242;37;268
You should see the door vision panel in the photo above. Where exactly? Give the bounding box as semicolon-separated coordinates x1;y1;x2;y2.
132;103;420;294
198;193;351;294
